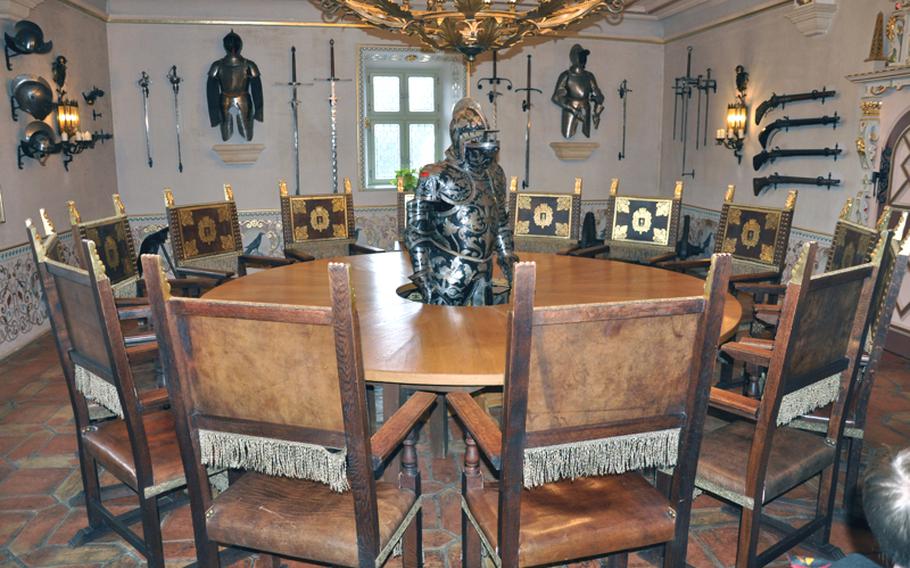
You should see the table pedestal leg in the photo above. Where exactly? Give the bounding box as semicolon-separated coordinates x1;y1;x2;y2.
430;394;448;459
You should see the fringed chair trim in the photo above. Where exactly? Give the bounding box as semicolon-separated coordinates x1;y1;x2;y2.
777;374;841;426
74;365;124;418
522;428;681;489
197;430;350;492
287;239;354;259
461;497;501;568
694;475;755;510
111;277;139;298
181;252;240;274
376;497;422;567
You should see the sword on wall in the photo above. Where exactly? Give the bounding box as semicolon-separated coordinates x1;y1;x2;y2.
315;39;351;194
287;46;313;195
166;65;183;173
138;71;152;168
514;54;541;190
476;50;512;129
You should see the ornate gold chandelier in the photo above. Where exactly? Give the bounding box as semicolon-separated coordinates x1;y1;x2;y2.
318;0;626;59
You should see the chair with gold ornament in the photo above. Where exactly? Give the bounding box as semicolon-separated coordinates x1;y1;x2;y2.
572;178;684;264
659;185;797;289
280;178;384;262
165;184;293;285
508;176;584;254
394;176;415;250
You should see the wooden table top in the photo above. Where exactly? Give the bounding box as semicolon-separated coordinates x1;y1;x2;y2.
205;252;742;387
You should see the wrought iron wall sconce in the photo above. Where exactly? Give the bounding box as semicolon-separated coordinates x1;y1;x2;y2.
715;65;749;164
4;20;52;71
59;131;112;171
56;99;80;136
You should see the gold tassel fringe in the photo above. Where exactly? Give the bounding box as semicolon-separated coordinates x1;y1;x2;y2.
777;374;841;426
74;365;124;418
522;428;680;489
197;429;350;492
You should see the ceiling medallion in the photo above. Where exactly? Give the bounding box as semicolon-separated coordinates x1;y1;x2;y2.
318;0;626;60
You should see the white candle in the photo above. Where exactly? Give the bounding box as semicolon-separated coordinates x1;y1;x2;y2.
61;132;68;142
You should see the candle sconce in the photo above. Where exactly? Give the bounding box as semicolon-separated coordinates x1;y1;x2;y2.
59;131;112;171
56;98;80;137
4;21;52;71
715;65;749;164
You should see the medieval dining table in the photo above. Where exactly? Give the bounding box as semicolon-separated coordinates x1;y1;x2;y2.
204;251;742;458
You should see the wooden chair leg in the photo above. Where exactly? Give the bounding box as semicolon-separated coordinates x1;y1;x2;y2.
462;435;482;568
382;384;402;482
814;466;839;546
401;431;422;568
430;394;448;459
842;437;863;513
140;495;165;568
606;552;629;568
79;453;104;528
736;505;762;568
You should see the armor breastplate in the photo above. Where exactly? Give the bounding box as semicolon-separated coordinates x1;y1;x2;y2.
424;167;500;261
216;59;250;96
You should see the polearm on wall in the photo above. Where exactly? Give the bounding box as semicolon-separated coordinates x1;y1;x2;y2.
314;39;351;194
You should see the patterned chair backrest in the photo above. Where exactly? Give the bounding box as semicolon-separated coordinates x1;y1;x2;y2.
165;185;243;273
826;198;880;273
279;179;356;258
396;177;415;243
68;195;139;296
714;185;797;274
508;177;583;252
603;178;684;249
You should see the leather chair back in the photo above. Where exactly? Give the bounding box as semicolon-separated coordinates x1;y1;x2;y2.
280;179;356;258
714;185;796;275
164;185;243;273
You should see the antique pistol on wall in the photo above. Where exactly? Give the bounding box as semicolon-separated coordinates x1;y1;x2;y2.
754;88;836;124
753;173;840;196
752;144;841;170
758;113;839;149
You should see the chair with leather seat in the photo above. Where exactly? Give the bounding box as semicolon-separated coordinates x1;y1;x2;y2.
142;254;434;567
25;224;189;568
572;178;684;264
280;177;384;262
508;176;585;254
165;184;293;285
449;254;732;567
395;176;415;250
659;185;797;289
698;242;876;567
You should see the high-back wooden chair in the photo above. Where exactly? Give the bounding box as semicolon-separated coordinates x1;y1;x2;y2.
826;198;882;272
36;207;69;264
396;176;415;248
448;254;732;567
25;223;185;568
280;178;384;261
660;186;797;286
508;176;584;254
68;195;142;298
165;184;292;283
699;242;876;567
142;255;434;567
574;178;684;264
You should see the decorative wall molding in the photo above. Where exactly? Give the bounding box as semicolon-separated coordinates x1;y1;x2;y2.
0;0;44;21
212;143;266;165
785;0;838;38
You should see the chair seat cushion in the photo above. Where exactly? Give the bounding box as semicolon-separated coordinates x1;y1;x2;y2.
206;473;417;566
464;473;676;566
82;410;185;497
696;420;836;507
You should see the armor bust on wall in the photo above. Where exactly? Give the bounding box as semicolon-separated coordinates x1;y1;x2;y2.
404;98;518;306
551;44;604;139
206;30;263;141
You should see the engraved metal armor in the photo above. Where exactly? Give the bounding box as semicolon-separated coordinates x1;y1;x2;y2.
405;98;517;306
206;30;263;142
551;44;604;139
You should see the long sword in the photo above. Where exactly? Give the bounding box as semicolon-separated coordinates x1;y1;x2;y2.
166;66;183;173
315;39;351;194
287;46;310;195
476;50;512;129
617;79;631;160
514;54;542;189
138;71;152;168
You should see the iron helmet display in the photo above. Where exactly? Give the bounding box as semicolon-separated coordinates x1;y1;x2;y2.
4;20;53;71
9;74;54;121
19;121;58;167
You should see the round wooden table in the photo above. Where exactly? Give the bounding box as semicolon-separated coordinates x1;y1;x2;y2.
205;251;742;387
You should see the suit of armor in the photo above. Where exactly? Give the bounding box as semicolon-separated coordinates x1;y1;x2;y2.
405;98;517;306
206;30;263;142
551;44;604;139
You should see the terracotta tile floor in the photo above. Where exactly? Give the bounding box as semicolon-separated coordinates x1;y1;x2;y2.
1;333;907;567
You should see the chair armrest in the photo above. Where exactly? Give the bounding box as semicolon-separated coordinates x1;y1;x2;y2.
283;248;316;263
370;391;436;470
114;297;150;307
238;254;294;270
728;271;780;284
657;258;710;271
349;243;385;255
644;251;678;265
719;341;773;367
126;341;158;364
167;277;219;297
447;392;502;471
117;304;152;321
555;244;582;256
733;282;786;296
139;387;169;411
569;244;611;258
709;387;760;420
175;266;234;282
754;303;782;315
738;337;774;349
